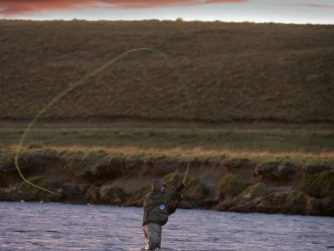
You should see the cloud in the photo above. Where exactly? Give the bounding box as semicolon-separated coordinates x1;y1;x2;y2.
285;3;334;8
0;0;247;16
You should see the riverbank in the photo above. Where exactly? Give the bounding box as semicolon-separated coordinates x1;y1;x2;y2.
1;145;333;216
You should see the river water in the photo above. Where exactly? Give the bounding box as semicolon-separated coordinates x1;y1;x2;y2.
0;202;333;251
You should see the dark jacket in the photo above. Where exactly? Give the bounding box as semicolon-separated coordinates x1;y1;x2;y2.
143;179;184;226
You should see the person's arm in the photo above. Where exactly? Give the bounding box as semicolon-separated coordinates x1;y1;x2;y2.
165;184;185;214
168;183;185;201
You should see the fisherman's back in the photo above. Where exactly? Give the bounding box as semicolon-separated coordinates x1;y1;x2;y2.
143;191;171;226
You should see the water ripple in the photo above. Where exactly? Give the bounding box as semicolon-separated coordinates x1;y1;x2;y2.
0;202;333;250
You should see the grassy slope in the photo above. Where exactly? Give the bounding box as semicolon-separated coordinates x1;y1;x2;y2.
0;20;334;122
1;121;333;163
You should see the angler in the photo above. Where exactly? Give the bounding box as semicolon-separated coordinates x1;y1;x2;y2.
142;179;185;250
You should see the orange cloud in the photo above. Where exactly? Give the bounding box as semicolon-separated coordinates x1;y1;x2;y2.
0;0;247;15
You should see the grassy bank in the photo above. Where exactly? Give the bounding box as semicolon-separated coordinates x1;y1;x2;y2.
1;121;333;163
1;142;333;215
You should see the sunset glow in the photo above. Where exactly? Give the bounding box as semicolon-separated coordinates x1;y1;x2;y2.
0;0;333;24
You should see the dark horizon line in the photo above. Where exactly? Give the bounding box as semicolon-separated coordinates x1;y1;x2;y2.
0;18;333;26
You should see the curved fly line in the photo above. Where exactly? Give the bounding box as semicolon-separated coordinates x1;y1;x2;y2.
14;48;168;195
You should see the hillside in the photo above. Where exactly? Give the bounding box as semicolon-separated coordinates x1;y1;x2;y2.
0;20;334;122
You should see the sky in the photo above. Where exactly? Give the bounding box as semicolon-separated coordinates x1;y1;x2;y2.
0;0;333;24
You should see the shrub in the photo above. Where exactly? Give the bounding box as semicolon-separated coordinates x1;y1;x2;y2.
218;174;249;199
100;184;127;204
299;170;334;198
163;170;206;201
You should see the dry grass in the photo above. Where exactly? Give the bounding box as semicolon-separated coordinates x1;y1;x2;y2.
3;144;334;164
0;20;333;122
1;121;333;164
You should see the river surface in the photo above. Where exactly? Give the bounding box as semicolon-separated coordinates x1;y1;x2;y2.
0;202;333;251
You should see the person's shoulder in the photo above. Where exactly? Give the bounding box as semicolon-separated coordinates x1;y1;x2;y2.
146;191;164;200
145;191;156;199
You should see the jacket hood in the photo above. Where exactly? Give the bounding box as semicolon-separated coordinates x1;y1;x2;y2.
152;179;167;192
